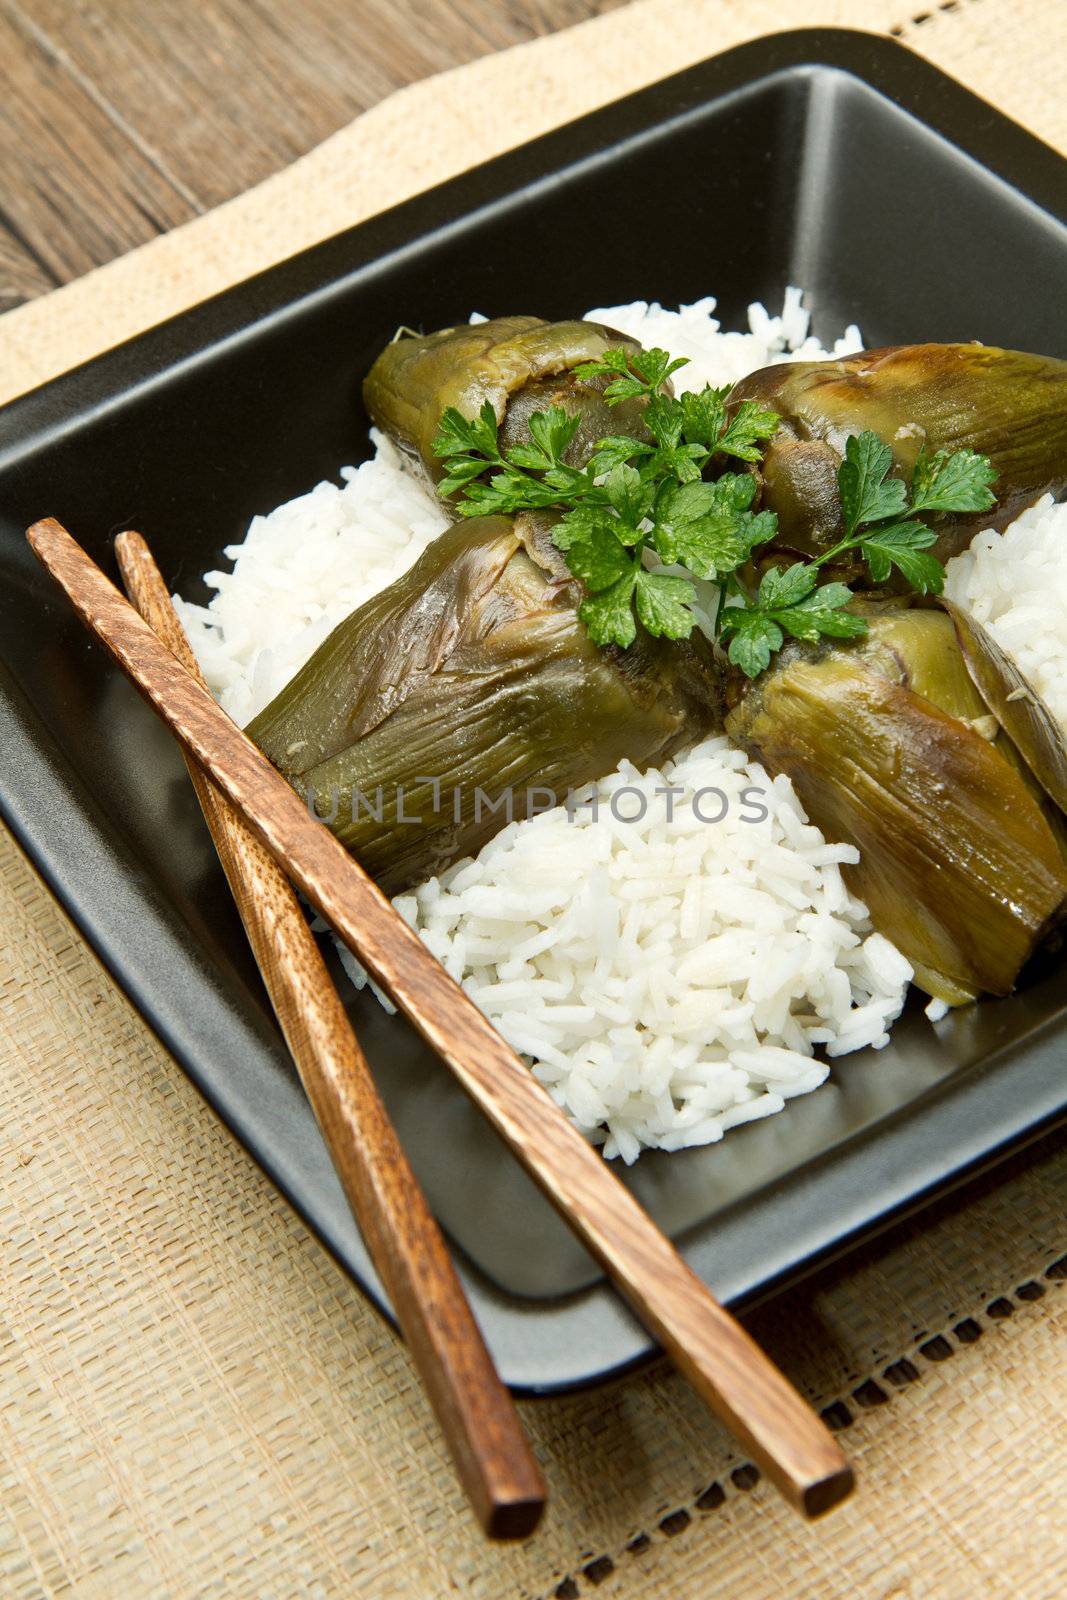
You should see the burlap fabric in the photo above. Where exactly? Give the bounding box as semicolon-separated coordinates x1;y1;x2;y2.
1;2;1065;1596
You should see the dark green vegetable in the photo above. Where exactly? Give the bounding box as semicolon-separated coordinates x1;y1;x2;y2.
247;512;721;895
725;603;1067;1004
727;343;1067;574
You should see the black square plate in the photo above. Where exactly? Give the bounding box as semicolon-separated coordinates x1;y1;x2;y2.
2;29;1065;1392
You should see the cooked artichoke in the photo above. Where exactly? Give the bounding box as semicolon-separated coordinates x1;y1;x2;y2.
728;343;1067;570
247;512;721;895
725;603;1067;1004
363;316;653;480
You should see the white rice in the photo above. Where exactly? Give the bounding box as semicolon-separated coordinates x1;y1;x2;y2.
367;747;912;1161
945;493;1067;729
583;287;863;389
182;287;1049;1161
174;435;451;727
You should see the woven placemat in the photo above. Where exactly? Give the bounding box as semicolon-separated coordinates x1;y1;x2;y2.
2;2;1066;1596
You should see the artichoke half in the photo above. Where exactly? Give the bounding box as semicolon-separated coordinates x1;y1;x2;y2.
248;317;720;895
728;343;1067;573
363;315;655;480
247;512;721;896
725;603;1067;1004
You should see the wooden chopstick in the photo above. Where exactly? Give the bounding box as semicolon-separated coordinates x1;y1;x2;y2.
30;517;854;1519
112;530;545;1540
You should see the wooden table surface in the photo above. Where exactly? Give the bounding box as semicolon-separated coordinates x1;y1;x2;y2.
0;0;620;314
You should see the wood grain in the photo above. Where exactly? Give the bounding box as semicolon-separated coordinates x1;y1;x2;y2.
113;529;544;1540
0;0;624;311
0;1;198;311
29;516;855;1520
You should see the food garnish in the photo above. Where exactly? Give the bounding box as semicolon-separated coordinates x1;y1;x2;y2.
431;347;996;675
718;432;996;678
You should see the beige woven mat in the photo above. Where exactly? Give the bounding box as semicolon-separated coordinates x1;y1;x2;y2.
2;1;1067;1596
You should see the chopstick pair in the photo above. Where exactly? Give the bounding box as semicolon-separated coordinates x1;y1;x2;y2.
113;530;545;1539
30;517;854;1524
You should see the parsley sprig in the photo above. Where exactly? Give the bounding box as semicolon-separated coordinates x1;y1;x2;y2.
434;348;779;650
431;346;997;676
718;431;997;676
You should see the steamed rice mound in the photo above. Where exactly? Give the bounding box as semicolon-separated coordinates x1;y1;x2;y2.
378;744;912;1162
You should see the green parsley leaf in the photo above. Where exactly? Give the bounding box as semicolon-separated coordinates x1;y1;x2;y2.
756;561;817;610
541;464;591;496
837;431;908;534
634;570;696;638
647;444;706;485
739;508;779;551
720;580;866;675
457;470;564;515
579;573;638;647
503;443;553;470
604;462;653;525
858;519;946;593
677;387;729;450
773;583;868;643
433;404;505;497
552;503;618;551
654;479;719;525
658;515;748;579
586;436;654;476
680;474;777;559
507;408;582;471
446;483;509;516
573;346;689;403
573;349;632;381
652;480;749;578
706;472;757;513
714;400;781;462
909;445;998;515
437;456;491;497
631;348;689;389
529;407;580;464
601;376;649;402
721;610;784;678
813;433;992;602
891;549;945;594
439;401;501;459
857;519;934;575
643;393;684;450
675;389;780;461
561;527;635;592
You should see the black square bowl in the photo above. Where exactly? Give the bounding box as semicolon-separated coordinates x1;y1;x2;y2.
2;29;1065;1391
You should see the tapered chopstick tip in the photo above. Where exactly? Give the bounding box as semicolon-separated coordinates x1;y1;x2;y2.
26;516;64;556
114;529;146;560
